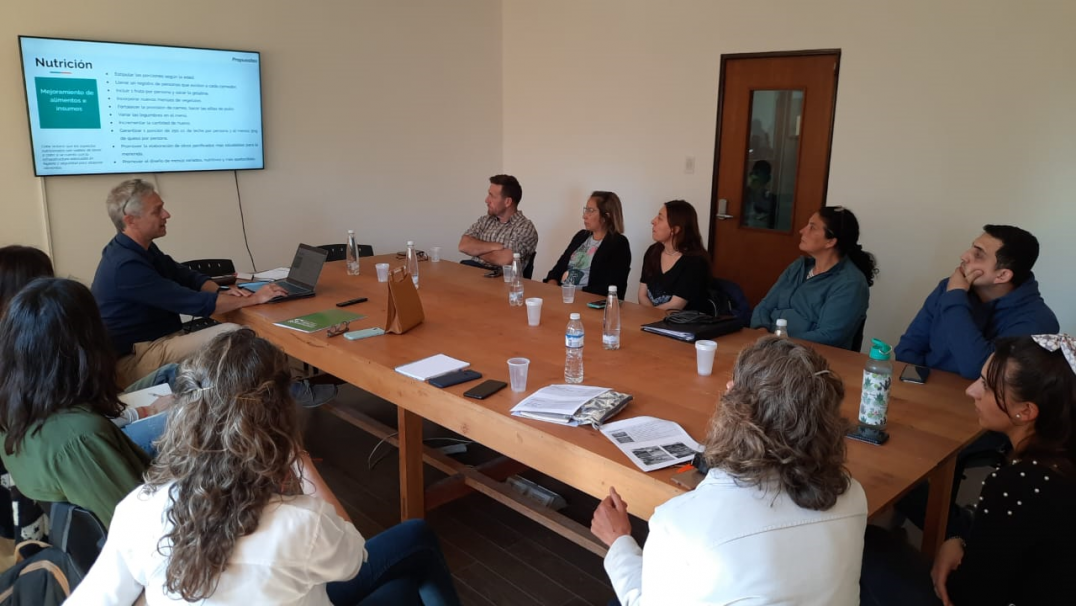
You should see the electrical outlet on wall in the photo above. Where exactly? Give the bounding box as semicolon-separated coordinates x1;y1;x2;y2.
684;155;696;174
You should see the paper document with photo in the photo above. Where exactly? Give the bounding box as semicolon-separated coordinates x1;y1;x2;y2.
600;416;702;472
118;384;173;409
510;384;611;425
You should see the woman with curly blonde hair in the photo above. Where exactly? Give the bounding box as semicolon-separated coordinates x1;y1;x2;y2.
592;336;868;605
69;328;460;605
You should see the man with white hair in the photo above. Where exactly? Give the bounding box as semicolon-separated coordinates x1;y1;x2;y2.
90;180;319;396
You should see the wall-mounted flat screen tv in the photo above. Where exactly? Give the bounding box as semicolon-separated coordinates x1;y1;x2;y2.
19;36;264;176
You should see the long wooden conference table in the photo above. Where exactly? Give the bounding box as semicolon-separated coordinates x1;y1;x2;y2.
226;254;982;557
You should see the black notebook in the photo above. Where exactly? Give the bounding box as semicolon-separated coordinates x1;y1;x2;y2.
641;314;744;343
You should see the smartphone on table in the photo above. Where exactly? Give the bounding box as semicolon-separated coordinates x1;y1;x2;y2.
846;424;889;446
429;369;483;388
899;364;931;384
464;380;507;399
587;299;607;309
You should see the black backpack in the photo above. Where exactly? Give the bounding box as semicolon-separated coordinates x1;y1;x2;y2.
0;540;83;606
44;501;107;578
706;278;752;326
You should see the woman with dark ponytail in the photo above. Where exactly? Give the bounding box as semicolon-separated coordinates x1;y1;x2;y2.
750;206;877;350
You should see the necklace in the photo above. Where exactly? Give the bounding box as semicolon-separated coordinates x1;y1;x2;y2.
662;249;680;257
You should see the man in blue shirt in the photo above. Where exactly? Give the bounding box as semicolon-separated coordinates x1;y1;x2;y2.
892;226;1059;531
92;179;287;385
895;225;1058;380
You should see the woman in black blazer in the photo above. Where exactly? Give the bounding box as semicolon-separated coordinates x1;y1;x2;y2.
544;191;631;299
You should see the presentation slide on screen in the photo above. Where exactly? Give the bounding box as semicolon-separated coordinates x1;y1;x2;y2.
20;37;264;176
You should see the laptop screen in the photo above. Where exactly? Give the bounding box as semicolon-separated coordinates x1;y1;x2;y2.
287;244;329;288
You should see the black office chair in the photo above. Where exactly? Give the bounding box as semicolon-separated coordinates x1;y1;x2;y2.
851;317;867;352
522;252;535;280
317;243;374;262
47;501;107;578
182;258;236;283
180;259;238;334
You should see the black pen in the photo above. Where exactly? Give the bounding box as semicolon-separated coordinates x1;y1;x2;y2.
336;297;369;307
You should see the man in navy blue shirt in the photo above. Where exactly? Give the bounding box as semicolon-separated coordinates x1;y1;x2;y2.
895;224;1059;380
892;225;1059;532
92;179;287;385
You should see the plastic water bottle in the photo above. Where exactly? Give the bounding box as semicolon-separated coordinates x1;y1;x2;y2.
345;230;361;275
602;286;621;350
508;252;524;306
565;313;584;383
774;318;788;338
406;241;419;289
859;339;893;428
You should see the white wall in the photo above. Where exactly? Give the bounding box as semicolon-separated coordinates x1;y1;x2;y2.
503;0;1076;344
1;0;502;281
2;0;1072;344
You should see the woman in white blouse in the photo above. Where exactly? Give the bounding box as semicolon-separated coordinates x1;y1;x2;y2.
591;336;868;605
68;328;461;606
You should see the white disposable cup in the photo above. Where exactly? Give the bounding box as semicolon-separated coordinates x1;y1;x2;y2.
695;340;718;376
430;246;442;262
561;283;576;303
375;263;390;282
508;357;530;392
525;297;543;326
502;265;515;283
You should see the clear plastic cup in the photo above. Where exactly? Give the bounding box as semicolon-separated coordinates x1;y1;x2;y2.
561;283;576;303
430;246;442;262
375;263;390;282
525;298;542;326
695;340;718;376
508;357;530;392
502;265;515;283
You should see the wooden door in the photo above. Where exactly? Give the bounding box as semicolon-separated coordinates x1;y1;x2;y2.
709;51;840;305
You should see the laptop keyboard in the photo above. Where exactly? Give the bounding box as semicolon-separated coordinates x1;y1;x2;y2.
280;281;306;294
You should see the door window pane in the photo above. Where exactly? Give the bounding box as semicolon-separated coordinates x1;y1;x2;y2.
741;89;803;232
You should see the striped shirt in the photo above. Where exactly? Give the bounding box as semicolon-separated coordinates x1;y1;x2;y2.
463;211;539;265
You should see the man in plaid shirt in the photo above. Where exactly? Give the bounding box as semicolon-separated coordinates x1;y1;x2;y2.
458;174;538;269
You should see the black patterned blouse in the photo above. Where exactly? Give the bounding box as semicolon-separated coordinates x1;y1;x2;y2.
947;458;1076;605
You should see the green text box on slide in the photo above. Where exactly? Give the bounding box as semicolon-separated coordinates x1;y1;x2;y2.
35;77;101;129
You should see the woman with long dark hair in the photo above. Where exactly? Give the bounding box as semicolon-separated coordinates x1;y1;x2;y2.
0;245;54;311
750;206;877;349
69;328;461;605
544;191;632;298
0;278;150;529
0;245;54;543
592;337;867;604
862;334;1076;606
637;200;711;312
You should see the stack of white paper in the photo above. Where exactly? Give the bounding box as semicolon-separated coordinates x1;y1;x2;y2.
510;384;611;425
236;267;290;281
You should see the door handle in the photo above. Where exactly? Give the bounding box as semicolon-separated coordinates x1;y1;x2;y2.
716;199;735;220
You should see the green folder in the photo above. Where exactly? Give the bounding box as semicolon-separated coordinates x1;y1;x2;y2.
273;309;365;333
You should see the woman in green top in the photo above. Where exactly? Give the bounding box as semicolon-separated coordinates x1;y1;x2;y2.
0;278;150;528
